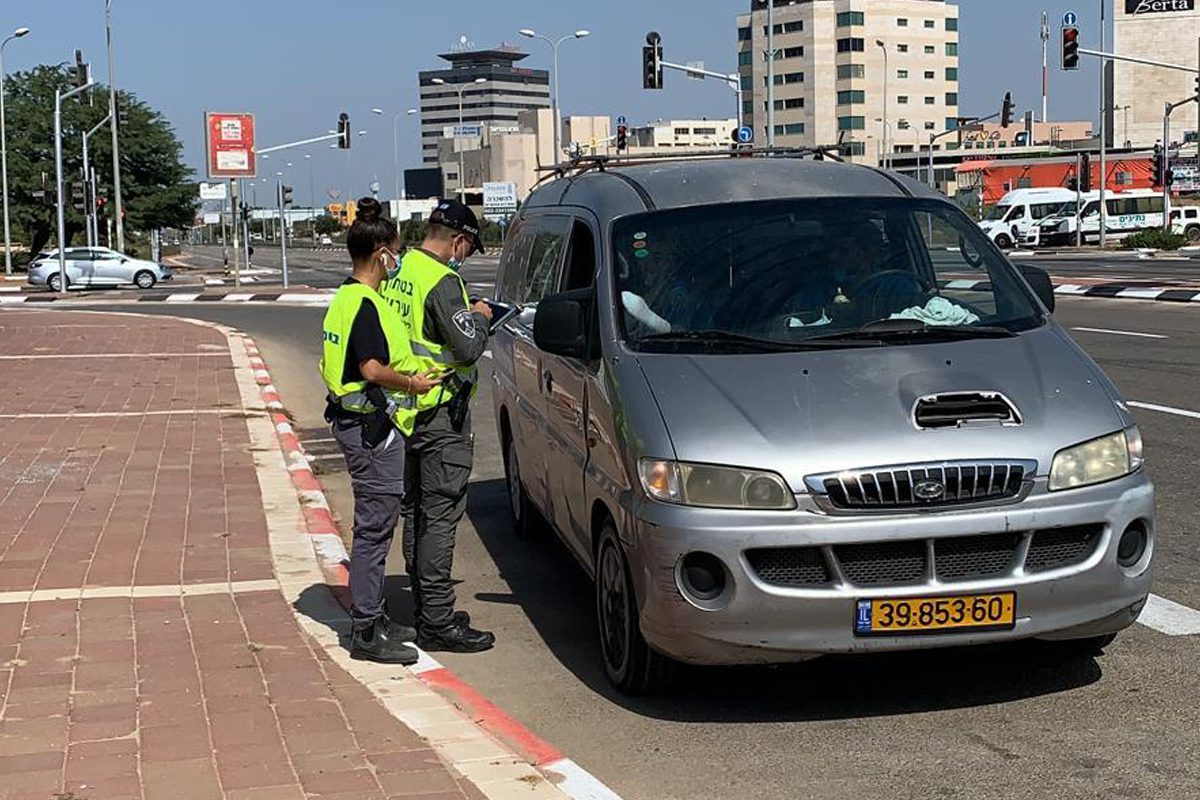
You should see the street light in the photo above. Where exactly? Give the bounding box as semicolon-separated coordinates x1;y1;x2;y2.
1;26;30;276
373;107;418;201
519;28;590;161
432;77;486;200
875;39;889;170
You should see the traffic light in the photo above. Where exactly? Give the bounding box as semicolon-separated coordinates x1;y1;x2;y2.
96;196;107;213
1000;92;1014;128
616;124;628;151
74;49;92;106
115;94;130;130
71;183;86;213
1152;144;1164;187
240;202;251;222
337;113;351;149
1080;153;1092;192
642;32;663;90
281;185;294;207
1062;26;1079;71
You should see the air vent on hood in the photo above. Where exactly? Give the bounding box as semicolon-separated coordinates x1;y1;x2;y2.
913;392;1021;430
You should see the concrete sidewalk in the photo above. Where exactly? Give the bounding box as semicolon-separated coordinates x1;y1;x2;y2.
0;310;496;800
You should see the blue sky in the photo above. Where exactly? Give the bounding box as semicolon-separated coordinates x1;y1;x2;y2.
4;1;1111;205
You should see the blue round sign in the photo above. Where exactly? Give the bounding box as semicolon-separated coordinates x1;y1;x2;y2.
1063;11;1078;26
737;126;755;145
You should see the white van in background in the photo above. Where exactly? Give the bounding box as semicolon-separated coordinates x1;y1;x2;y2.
1030;190;1168;247
978;188;1078;249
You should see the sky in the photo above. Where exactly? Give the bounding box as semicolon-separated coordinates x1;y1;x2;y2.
3;1;1113;207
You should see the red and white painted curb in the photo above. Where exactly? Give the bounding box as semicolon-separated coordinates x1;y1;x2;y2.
241;335;622;800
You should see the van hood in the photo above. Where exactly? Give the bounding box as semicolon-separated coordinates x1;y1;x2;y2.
633;324;1126;491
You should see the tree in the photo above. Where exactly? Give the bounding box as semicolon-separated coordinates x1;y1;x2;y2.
3;64;195;260
313;214;342;236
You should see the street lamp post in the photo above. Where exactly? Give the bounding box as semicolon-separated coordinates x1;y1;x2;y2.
372;107;417;202
105;0;126;253
305;154;315;242
432;77;485;200
1;26;30;276
519;28;590;162
876;40;889;170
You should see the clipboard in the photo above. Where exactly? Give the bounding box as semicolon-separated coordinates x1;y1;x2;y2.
484;300;520;334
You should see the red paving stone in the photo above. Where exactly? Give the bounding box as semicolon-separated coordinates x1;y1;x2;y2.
0;311;485;799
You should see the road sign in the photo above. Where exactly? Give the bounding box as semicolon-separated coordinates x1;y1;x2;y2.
1063;11;1078;26
202;212;221;225
204;112;257;179
482;181;518;222
198;182;228;201
617;115;626;125
686;61;706;80
737;126;755;145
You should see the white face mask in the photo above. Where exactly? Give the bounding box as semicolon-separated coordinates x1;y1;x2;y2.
380;248;400;279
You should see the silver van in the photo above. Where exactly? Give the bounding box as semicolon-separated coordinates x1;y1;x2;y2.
489;155;1154;694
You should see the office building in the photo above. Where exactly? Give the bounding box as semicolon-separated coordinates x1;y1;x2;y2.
417;41;551;170
1112;0;1199;148
736;0;960;164
628;119;740;150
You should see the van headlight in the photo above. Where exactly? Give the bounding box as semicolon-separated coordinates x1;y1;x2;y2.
638;460;796;510
1049;427;1143;492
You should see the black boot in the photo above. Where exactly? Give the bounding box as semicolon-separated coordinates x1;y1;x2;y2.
413;606;471;629
380;600;417;641
418;622;495;654
351;618;419;664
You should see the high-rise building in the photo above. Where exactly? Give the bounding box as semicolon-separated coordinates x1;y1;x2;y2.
417;41;552;192
1112;0;1199;148
736;0;960;164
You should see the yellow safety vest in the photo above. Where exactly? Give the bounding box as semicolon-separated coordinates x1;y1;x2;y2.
319;281;419;436
380;249;478;413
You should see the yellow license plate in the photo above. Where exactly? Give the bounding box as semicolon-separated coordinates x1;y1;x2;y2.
854;592;1016;636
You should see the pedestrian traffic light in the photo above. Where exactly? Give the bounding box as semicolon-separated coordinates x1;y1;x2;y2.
643;32;663;90
1080;153;1092;192
337;113;351;149
1152;144;1164;187
616;124;628;152
71;183;86;213
1000;92;1014;128
1062;26;1079;71
115;95;130;130
240;202;251;222
74;49;92;106
281;185;294;207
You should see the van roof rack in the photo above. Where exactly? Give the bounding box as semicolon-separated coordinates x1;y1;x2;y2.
534;145;845;183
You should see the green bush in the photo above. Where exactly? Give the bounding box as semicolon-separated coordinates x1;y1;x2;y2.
1121;229;1188;251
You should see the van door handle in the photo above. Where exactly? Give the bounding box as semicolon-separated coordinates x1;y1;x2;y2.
543;371;553;393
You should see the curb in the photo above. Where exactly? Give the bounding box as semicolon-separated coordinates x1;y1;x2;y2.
239;335;622;800
940;279;1200;303
0;289;335;306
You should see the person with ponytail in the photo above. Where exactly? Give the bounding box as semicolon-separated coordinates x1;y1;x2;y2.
319;197;442;665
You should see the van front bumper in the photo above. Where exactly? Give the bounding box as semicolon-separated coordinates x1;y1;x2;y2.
629;472;1154;666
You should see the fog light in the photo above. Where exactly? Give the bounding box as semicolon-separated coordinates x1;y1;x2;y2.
680;552;726;601
1117;523;1147;568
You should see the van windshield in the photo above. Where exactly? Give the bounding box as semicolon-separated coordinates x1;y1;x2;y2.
983;204;1011;221
613;198;1044;351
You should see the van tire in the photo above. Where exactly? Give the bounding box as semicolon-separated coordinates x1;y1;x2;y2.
994;232;1013;250
595;522;672;695
503;431;540;540
1185;225;1200;243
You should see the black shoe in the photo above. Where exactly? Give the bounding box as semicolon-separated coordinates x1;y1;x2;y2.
350;619;419;665
417;623;495;654
413;608;472;629
382;614;418;642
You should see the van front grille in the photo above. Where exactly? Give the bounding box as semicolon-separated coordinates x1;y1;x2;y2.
805;460;1036;514
935;532;1019;581
834;541;927;586
744;548;831;587
1025;525;1103;573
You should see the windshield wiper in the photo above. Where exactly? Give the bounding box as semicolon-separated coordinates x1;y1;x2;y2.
807;320;1016;343
637;330;872;351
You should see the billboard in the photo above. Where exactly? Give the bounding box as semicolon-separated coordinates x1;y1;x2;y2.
483;181;518;221
205;112;257;179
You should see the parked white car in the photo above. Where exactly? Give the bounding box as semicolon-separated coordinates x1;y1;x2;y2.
1170;206;1200;242
26;248;172;291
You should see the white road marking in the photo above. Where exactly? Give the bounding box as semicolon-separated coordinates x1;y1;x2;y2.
1071;327;1168;340
1139;594;1200;636
0;579;280;605
1127;401;1200;420
1116;288;1167;300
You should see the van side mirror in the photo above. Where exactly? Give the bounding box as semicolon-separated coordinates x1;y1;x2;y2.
533;288;600;360
1019;265;1055;313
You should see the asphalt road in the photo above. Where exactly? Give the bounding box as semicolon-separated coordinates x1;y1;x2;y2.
49;293;1200;800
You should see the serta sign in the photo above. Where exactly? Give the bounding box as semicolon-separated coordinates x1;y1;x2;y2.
1124;0;1194;14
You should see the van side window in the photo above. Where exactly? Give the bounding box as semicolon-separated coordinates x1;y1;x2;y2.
522;216;572;305
561;220;597;291
1006;205;1026;221
496;218;533;303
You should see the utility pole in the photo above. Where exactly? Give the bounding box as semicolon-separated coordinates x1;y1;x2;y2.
1041;11;1050;122
82;113;111;248
277;179;290;289
105;0;125;253
1098;0;1107;248
55;79;96;295
766;0;775;147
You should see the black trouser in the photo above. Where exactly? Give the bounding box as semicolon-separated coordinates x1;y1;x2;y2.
330;417;407;632
401;404;474;631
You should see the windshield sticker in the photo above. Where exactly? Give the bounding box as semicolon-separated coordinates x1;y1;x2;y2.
634;248;650;259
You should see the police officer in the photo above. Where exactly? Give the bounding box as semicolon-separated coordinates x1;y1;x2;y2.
320;197;442;664
380;199;495;653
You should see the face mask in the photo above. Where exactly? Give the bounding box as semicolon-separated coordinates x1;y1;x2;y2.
380;248;400;280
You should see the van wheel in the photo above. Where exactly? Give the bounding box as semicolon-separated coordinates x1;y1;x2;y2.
503;433;538;539
994;233;1013;249
133;270;157;289
1185;225;1200;243
48;273;67;292
596;523;671;695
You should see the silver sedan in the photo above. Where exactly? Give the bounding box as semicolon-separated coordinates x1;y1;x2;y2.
26;247;173;291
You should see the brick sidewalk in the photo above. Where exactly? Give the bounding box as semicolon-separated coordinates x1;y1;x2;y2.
0;311;487;800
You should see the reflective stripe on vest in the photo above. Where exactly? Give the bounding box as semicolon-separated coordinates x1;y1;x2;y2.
380;249;478;413
318;282;420;436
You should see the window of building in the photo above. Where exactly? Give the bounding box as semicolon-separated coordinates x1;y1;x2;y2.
784;72;805;84
783;46;804;58
446;171;459;181
841;141;867;156
924;70;936;79
738;26;751;41
741;74;753;90
925;121;936;130
1116;171;1133;186
837;64;866;79
924;96;936;105
763;23;784;36
837;11;865;26
738;51;753;66
946;67;958;81
946;17;959;31
784;97;805;109
838;116;866;131
674;127;691;135
898;18;909;27
897;69;909;79
837;38;865;53
785;123;805;135
743;100;753;115
784;21;803;33
924;45;936;54
944;118;958;131
694;127;718;135
897;44;909;53
897;95;909;105
837;89;865;105
945;92;958;106
946;42;959;57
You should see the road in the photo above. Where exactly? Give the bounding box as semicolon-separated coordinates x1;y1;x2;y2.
54;290;1200;800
